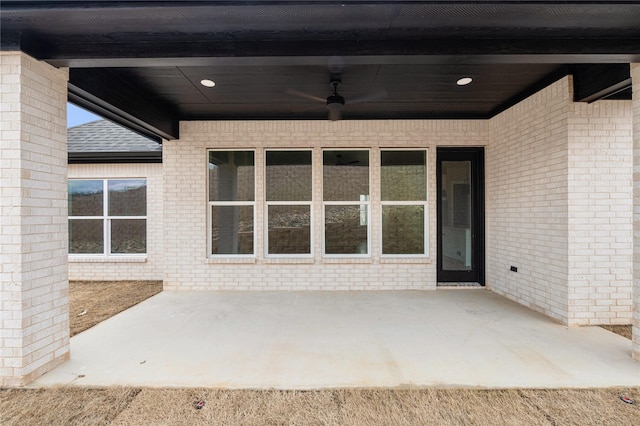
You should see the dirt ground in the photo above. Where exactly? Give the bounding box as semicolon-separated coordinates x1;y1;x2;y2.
70;280;162;336
1;281;637;425
600;324;633;340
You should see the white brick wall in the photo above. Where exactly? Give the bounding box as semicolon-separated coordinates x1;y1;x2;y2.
487;76;634;326
0;52;69;386
163;120;488;290
488;78;572;323
68;163;164;281
631;63;640;360
567;97;633;325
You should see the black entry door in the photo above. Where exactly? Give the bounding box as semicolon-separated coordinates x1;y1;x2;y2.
437;148;485;284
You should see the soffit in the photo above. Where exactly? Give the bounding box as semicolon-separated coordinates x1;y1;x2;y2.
2;1;638;139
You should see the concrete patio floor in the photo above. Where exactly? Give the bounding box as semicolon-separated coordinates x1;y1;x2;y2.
32;290;639;389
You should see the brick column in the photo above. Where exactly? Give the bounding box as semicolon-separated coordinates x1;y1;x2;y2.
0;52;70;386
632;63;640;361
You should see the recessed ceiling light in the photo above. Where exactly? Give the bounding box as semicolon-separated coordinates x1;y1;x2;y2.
200;79;216;88
457;77;473;86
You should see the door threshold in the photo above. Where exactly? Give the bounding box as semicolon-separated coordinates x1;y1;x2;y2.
437;282;484;288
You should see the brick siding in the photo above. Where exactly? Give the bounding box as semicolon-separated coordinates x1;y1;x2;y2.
631;63;640;360
488;76;633;326
0;52;69;386
567;97;633;325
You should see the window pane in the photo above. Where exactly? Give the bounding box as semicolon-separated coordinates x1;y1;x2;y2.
381;150;426;201
325;205;368;255
111;219;146;254
209;151;255;202
69;219;103;254
268;205;311;254
68;180;103;216
108;180;147;216
211;205;254;254
382;205;425;254
323;150;369;201
266;151;312;201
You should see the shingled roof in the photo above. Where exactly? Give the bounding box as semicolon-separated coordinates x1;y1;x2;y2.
68;120;162;163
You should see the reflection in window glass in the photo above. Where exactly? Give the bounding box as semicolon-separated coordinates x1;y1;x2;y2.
382;205;425;254
68;180;103;216
69;219;104;254
208;150;256;256
211;205;254;255
266;151;312;202
324;205;368;255
111;219;146;254
265;150;313;256
381;150;428;256
268;205;311;254
381;150;426;201
108;179;147;216
68;179;147;255
209;151;255;202
323;150;369;201
323;150;370;256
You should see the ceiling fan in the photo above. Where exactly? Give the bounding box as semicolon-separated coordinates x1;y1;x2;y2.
334;154;360;166
286;76;387;121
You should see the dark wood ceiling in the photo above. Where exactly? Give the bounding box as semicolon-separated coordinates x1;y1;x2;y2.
2;1;639;140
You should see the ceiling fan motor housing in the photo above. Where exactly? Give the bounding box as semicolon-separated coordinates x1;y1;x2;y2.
327;78;345;110
326;94;345;110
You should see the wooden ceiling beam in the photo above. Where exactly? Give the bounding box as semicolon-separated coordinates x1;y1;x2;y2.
22;38;640;68
69;68;179;140
572;64;632;103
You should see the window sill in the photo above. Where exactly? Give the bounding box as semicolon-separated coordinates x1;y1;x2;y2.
206;257;257;264
322;257;373;264
263;258;315;264
69;256;147;263
380;257;432;264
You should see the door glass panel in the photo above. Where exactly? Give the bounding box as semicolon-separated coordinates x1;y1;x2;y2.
441;161;472;271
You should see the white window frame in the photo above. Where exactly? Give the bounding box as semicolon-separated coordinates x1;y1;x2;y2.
264;149;314;259
207;149;257;258
322;149;372;258
68;178;148;258
380;148;429;258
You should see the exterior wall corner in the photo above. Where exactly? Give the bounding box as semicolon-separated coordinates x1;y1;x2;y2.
0;51;70;386
631;63;640;360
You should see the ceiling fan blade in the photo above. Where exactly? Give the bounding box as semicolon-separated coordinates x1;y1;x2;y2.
285;89;326;103
346;88;388;105
328;108;342;121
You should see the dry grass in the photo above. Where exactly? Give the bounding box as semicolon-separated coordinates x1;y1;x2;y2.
600;325;633;340
70;280;162;336
0;387;140;425
1;387;639;425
